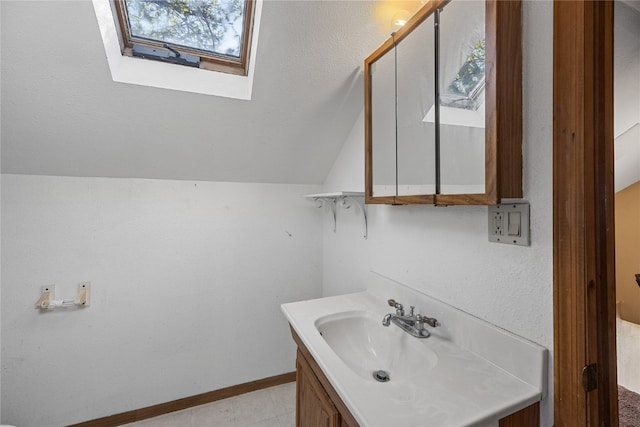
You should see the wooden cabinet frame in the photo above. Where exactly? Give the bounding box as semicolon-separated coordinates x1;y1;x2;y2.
364;0;522;205
297;351;341;427
291;328;359;427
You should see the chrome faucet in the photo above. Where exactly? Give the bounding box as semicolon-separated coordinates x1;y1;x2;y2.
382;299;438;338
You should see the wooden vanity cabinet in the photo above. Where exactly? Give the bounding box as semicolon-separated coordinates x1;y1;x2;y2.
297;351;342;427
292;329;359;427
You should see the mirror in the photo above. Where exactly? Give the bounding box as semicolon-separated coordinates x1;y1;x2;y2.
438;0;485;194
370;41;396;198
397;14;437;197
365;0;522;205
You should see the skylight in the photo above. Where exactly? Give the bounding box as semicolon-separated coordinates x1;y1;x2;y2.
114;0;254;75
92;0;262;99
423;38;486;128
441;38;485;110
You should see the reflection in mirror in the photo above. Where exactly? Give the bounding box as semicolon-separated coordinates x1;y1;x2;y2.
397;14;436;196
365;0;522;205
371;45;397;197
437;0;486;194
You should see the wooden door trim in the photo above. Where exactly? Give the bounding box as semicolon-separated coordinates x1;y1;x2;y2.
553;1;617;425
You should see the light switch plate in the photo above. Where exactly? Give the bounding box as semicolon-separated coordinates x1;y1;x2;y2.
488;203;530;246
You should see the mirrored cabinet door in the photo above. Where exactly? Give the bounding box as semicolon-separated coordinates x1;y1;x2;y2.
370;49;397;199
438;0;486;195
396;13;437;197
365;0;522;205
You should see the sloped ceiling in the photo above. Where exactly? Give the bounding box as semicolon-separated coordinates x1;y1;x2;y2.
5;1;638;188
1;0;390;184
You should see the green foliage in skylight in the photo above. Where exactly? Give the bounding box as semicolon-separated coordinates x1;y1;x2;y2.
447;39;485;98
124;0;245;58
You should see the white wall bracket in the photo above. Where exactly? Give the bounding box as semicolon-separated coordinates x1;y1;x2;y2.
35;282;91;310
305;192;368;239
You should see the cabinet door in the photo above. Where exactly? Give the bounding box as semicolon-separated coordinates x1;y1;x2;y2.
369;43;397;199
396;12;437;197
365;0;522;205
438;0;486;195
297;351;341;427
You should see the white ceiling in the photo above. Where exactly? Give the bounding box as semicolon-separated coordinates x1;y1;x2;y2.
3;1;639;188
1;0;389;184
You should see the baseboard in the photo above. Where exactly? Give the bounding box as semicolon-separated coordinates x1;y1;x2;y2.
68;372;296;427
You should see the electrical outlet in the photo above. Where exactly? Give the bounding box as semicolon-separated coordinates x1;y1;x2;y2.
489;203;530;246
491;211;504;236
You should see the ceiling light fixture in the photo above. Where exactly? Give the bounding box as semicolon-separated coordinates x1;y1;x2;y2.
391;10;411;31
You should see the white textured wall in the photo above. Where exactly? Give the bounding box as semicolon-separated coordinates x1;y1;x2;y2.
323;1;553;425
0;175;322;426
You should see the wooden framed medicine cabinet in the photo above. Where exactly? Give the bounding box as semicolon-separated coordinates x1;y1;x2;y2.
364;0;522;205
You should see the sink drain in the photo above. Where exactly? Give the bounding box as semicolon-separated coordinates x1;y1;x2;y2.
372;370;390;382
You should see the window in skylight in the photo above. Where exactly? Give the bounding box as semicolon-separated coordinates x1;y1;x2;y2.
114;0;254;75
441;38;485;110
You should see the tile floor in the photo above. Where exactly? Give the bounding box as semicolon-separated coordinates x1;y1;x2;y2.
122;382;296;427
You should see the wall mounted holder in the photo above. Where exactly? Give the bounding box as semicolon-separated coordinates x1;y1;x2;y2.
305;192;368;239
35;282;91;310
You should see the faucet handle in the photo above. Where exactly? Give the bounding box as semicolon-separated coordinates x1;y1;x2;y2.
387;299;404;316
416;314;438;328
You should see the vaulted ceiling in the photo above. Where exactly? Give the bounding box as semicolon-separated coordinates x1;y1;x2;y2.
1;0;391;184
2;1;639;188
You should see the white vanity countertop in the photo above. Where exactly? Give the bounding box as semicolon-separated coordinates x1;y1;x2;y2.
281;273;548;427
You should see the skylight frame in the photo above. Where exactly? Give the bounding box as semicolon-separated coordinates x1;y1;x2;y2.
113;0;255;76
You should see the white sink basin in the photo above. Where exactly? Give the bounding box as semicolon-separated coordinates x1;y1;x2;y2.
315;311;437;382
281;272;548;427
